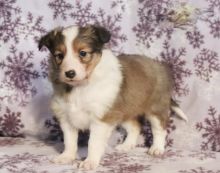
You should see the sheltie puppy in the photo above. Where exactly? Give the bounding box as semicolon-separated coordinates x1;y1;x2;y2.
39;25;187;170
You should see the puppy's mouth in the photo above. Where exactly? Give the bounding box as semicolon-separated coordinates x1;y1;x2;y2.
64;78;88;86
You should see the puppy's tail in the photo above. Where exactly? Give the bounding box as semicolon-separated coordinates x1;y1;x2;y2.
170;99;188;122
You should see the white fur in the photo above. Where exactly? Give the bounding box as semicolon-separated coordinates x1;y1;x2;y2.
61;26;87;81
79;121;114;170
147;116;167;155
116;121;140;152
52;121;78;164
51;36;122;169
171;106;188;122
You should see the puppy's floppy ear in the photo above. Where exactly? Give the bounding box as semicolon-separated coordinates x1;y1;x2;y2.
38;27;63;52
94;26;111;44
38;32;53;51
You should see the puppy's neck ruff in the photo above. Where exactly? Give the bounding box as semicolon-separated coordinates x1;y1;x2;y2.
88;49;122;85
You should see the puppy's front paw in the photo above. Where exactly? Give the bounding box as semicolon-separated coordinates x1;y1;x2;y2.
79;158;99;170
147;145;165;156
52;153;76;164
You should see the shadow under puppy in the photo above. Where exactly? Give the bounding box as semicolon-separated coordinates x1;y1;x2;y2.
38;25;187;170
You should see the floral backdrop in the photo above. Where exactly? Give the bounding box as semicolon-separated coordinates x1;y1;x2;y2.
0;0;220;172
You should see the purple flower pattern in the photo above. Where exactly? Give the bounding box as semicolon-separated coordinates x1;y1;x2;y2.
194;49;220;82
188;150;216;160
0;0;45;43
0;107;24;137
158;41;192;97
0;137;219;172
149;149;184;163
45;117;63;142
0;137;23;147
19;13;46;43
99;151;151;173
186;28;204;48
196;106;220;152
179;167;220;173
132;0;173;48
111;0;126;12
0;2;220;172
0;46;40;106
210;19;220;38
70;1;96;26
0;153;49;173
40;58;49;78
48;0;73;20
95;9;127;52
0;0;21;43
199;0;220;39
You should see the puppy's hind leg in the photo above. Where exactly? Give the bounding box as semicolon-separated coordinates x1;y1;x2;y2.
147;115;168;156
116;120;140;152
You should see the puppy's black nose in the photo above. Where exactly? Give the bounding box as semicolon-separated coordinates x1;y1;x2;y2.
65;70;76;79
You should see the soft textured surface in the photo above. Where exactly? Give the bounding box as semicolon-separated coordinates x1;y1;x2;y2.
0;0;220;172
0;137;220;173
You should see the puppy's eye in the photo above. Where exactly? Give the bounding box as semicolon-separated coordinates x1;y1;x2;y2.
55;53;64;60
79;51;87;58
54;53;64;65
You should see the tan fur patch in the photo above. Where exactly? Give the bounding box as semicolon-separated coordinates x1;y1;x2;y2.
53;44;66;65
73;28;102;80
101;55;172;129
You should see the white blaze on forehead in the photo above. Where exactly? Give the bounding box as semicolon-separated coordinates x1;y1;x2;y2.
62;25;79;45
62;26;86;81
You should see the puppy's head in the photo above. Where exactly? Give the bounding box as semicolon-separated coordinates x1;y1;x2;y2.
39;25;111;86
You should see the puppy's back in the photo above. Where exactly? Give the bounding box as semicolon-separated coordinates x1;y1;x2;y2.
107;54;173;120
118;54;173;95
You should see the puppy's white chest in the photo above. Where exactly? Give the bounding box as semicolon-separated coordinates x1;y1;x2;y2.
64;94;98;129
66;101;91;130
51;83;116;130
